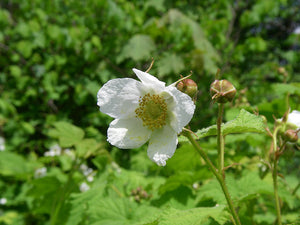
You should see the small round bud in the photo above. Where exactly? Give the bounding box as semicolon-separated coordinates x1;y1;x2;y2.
136;186;141;193
210;80;236;103
176;79;198;98
277;67;286;74
260;115;267;124
141;190;148;199
283;129;298;143
134;195;140;202
131;189;137;196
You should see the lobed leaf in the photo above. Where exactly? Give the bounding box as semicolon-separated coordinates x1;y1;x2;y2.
48;121;85;147
150;205;230;225
179;109;265;142
0;152;31;178
75;138;102;158
117;34;155;62
222;109;266;135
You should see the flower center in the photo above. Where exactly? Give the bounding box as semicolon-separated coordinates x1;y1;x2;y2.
135;93;168;130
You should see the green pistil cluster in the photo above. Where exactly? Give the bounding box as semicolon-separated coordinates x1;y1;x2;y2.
135;93;168;130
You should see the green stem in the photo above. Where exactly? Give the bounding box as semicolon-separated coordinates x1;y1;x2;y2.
272;157;282;225
292;182;300;195
217;103;225;172
272;127;282;225
186;132;241;225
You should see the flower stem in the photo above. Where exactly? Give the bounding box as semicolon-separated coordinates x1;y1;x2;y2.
272;156;282;225
217;103;225;172
271;127;282;225
185;132;241;225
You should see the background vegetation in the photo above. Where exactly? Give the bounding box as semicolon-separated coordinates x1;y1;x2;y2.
0;0;299;224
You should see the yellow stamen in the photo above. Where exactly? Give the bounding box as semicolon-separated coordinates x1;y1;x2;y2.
135;93;168;130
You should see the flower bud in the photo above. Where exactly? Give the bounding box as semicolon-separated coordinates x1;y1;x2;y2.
260;115;267;124
283;129;298;143
177;79;198;98
210;80;236;103
277;67;286;74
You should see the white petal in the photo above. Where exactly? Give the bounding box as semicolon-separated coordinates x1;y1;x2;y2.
166;86;195;133
107;118;151;149
287;110;300;128
97;78;142;119
132;68;165;91
147;125;178;166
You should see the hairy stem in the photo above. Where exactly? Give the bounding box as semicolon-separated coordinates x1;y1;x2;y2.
272;157;282;225
186;132;241;225
271;126;282;225
217;103;225;172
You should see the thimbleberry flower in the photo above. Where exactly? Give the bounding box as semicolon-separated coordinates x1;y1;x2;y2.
287;110;300;138
97;68;195;166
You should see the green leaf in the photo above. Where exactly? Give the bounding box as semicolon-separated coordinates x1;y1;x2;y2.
154;185;195;210
91;35;102;50
47;24;62;40
0;211;20;224
16;41;33;58
222;109;266;135
48;121;85;147
196;172;273;205
9;65;22;77
157;53;185;76
165;144;206;172
180;109;265;142
271;83;300;95
160;9;220;73
0;152;31;178
88;197;160;225
159;172;195;195
152;205;230;225
178;125;217;142
27;176;62;197
118;34;155;62
145;0;166;11
66;188;104;225
245;37;267;52
75;138;102;158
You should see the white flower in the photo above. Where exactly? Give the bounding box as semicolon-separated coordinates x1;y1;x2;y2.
34;167;47;178
63;148;75;160
44;144;62;157
287;110;300;127
293;26;300;35
287;110;300;138
97;68;195;166
87;175;94;182
80;164;95;182
79;182;90;192
0;198;7;205
0;137;5;151
50;144;62;155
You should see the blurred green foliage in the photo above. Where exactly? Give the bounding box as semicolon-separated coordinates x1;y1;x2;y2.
0;0;300;224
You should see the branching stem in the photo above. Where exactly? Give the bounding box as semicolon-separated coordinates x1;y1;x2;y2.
272;126;282;225
185;132;241;225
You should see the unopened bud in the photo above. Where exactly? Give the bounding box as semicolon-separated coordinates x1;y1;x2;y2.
277;67;286;74
177;79;198;98
141;190;149;199
260;115;267;124
283;129;298;143
210;80;236;103
134;195;140;202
